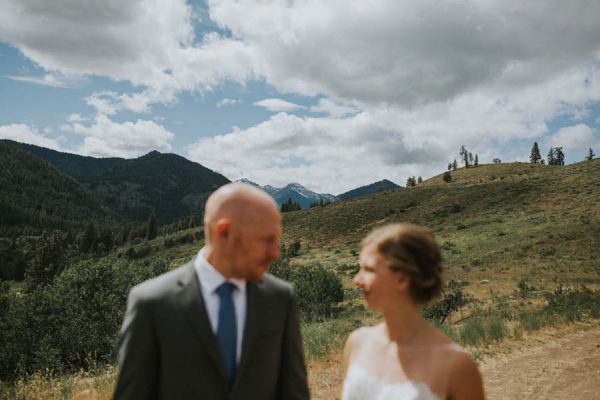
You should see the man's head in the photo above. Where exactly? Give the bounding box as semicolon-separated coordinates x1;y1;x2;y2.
203;182;281;281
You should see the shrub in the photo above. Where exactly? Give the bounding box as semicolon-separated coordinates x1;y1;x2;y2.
0;258;167;381
270;260;344;321
0;247;27;281
423;280;471;324
443;171;452;183
459;317;486;346
544;285;600;321
516;279;536;299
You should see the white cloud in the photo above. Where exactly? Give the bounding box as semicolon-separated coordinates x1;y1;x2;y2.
64;114;175;158
85;89;177;115
0;124;62;150
253;98;305;112
3;0;600;112
209;0;600;106
67;113;87;123
547;124;599;157
6;74;73;88
216;98;241;107
187;63;600;193
310;98;359;118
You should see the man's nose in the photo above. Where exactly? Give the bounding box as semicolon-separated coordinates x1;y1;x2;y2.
352;272;362;287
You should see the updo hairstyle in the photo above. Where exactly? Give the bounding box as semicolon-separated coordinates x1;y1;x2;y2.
361;223;444;304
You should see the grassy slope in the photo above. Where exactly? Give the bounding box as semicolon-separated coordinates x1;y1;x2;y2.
118;159;599;297
281;160;600;296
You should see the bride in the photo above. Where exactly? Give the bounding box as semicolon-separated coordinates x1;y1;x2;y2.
342;224;485;400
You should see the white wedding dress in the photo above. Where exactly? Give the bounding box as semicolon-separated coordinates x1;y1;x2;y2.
341;364;443;400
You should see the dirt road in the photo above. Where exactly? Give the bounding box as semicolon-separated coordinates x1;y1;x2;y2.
309;324;600;400
481;326;600;400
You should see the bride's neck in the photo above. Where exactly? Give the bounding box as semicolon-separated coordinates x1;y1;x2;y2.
382;303;429;345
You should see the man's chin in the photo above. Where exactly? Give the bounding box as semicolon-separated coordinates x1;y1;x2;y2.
247;267;268;282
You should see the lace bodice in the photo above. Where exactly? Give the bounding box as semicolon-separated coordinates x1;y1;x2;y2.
342;365;443;400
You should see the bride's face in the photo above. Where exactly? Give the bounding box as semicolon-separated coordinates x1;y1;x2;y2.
353;244;408;312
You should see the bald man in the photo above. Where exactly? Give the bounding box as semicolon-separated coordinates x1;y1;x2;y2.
114;183;309;400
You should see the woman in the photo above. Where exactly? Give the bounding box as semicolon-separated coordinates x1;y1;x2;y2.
342;224;484;400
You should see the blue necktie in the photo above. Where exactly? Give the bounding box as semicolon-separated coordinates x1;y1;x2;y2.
216;282;237;385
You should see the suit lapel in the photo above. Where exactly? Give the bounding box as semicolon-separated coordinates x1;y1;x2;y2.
176;260;226;380
234;280;261;387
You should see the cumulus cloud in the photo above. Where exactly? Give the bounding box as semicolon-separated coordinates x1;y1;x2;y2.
253;98;305;112
547;124;600;157
216;98;241;107
63;114;175;158
0;124;62;150
209;0;600;106
67;113;87;123
0;0;254;113
187;63;600;193
310;98;359;118
5;0;600;110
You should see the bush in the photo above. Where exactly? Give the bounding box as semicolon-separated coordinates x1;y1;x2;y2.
544;285;600;321
0;258;168;381
270;260;344;321
0;248;27;281
423;280;471;324
442;171;452;183
516;279;536;299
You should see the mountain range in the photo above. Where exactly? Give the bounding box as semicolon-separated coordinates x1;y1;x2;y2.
1;140;230;226
237;179;336;209
237;178;402;209
0;140;401;231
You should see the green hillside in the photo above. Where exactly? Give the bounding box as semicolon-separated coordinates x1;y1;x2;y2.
0;142;122;233
280;160;600;294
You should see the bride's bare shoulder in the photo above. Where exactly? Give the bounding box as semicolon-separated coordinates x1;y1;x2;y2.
343;323;384;371
349;322;384;342
446;348;485;399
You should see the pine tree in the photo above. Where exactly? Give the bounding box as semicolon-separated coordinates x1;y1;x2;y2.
452;159;458;171
100;229;113;252
79;223;97;253
554;147;565;166
417;176;423;184
474;154;479;167
530;142;541;164
547;147;555;165
146;213;157;240
280;198;301;212
26;230;68;288
586;148;595;161
460;145;470;168
447;162;452;171
443;171;452;183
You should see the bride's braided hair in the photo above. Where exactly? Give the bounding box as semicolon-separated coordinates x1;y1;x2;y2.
361;223;444;305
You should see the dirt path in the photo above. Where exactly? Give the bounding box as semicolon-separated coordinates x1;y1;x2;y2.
481;326;600;399
309;324;600;400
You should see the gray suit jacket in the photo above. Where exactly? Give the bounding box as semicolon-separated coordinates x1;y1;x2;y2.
114;258;309;400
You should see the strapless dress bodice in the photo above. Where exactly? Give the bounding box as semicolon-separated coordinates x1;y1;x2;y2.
341;365;442;400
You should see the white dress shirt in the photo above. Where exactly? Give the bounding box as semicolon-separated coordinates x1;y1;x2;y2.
194;248;247;364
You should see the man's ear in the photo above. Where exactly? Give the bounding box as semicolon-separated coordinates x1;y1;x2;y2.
214;218;231;240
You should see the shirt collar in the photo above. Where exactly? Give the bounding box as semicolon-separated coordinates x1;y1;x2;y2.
194;247;246;294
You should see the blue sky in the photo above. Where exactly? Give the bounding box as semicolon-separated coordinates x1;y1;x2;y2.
1;0;599;194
